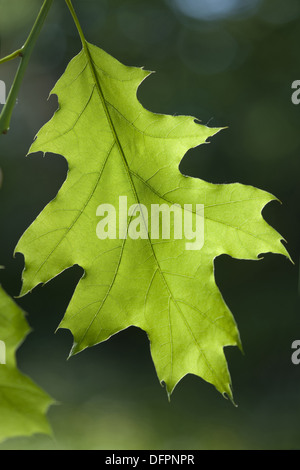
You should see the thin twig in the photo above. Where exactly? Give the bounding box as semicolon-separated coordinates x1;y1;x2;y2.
0;0;53;135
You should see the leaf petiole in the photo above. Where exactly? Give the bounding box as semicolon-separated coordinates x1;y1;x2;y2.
65;0;87;48
0;0;53;135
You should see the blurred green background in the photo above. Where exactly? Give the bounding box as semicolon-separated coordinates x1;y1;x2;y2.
0;0;300;450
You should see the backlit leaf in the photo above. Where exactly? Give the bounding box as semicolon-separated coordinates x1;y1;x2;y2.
16;43;289;400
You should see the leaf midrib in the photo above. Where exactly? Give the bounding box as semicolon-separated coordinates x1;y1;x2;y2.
81;42;228;390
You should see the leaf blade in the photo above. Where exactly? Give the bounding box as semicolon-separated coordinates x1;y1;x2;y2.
0;286;54;442
16;43;289;399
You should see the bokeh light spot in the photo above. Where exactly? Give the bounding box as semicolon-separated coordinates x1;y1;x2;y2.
170;0;261;21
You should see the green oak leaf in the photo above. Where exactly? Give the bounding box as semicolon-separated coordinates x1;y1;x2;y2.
15;42;289;400
0;285;53;442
